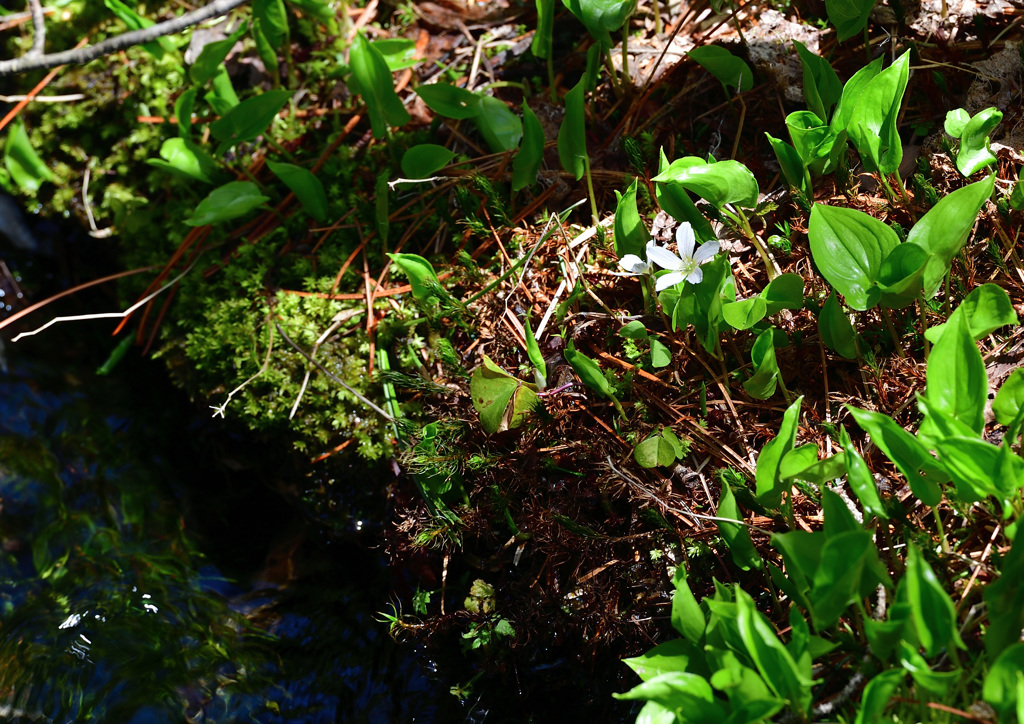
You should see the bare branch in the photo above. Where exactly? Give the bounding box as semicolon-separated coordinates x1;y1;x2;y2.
27;0;45;57
0;0;251;76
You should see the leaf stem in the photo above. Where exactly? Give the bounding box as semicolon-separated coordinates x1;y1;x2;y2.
583;151;600;229
732;207;779;280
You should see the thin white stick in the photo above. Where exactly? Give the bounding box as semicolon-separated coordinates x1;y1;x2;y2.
0;93;85;102
12;259;198;342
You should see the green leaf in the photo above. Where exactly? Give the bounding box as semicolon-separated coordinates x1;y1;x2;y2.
613;178;651;259
206;65;239;113
375;170;389;246
96;335;135;376
984;644;1024;721
4;119;54;192
557;79;587;181
808;203;899;310
840;426;888;520
619;320;649;340
794;41;841;123
184;181;269;226
906;175;994;298
415;83;480;119
944;108;970;138
826;0;877;41
189;22;248;85
266;160;328;222
635;434;677;468
523;316;547;389
722;297;767;330
564;340;626;419
472;95;522;153
254;0;289;48
846;406;945;506
371;38;419;71
831;56;883;135
932;435;1018;503
285;0;335;23
623;639;705;682
210;89;291;147
561;0;636;49
876;242;928;309
819;291;859;359
687;45;754;95
469;356;539;434
855;670;904;724
650;338;671;368
926;307;987;434
765;133;812;198
532;0;554;59
810;530;875;628
786;110;833;171
905;543;965;657
956;107;1002;176
175;88;196;139
899;641;961;694
512;102;545;191
653;157;759;210
349;32;410;138
252;19;281;81
847;51;910;174
760;273;804;315
1010;180;1024;210
743;327;779;400
985;535;1024;660
994;369;1024;427
671;565;706;645
718;483;763;571
147;137;221;184
387;253;439;302
401;144;456;179
925;283;1018;343
755;397;802;508
655;149;718;242
105;0;176;58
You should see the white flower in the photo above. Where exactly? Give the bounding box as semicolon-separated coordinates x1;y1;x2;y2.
615;239;658;276
647;223;720;292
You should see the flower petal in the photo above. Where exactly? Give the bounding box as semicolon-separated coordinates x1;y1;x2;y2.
685;267;704;285
693;240;720;265
654;271;685;292
618;254;646;273
647;245;684;271
675;222;696;259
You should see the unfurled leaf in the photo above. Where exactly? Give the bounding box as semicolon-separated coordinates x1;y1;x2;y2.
840;426;888;520
718;483;763;571
926;307;987;434
105;0;176;58
653;156;759;210
925;283;1018;343
175;88;196;139
401;144;455;179
876;242;928;309
826;0;877;41
766;132;812;198
371;38;419;71
634;434;677;468
285;0;334;23
932;435;1020;503
755;397;802;508
743;327;780;399
985;536;1024;660
387;253;439;302
905;544;965;657
855;670;904;724
523;316;547;389
723;296;767;330
558;79;587;180
266;160;328;222
847;51;910;174
512;102;545;191
794;41;841;123
819;291;859;359
185;181;269;226
254;0;289;48
470;356;539;434
994;369;1024;428
472;95;522;152
416;83;480;119
4;120;53;192
623;639;704;682
564;340;626;418
533;0;554;59
561;0;636;49
808;203;899;310
899;641;961;694
349;33;410;138
655;149;718;242
956;107;1002;176
252;19;281;82
760;273;804;314
210;89;291;147
688;45;754;95
375;170;389;246
613;177;651;259
147;137;222;184
190;22;248;85
984;644;1024;721
206;65;239;113
831;56;883;135
670;566;706;645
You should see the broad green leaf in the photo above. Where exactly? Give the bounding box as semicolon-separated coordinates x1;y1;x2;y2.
620;320;649;340
147;137;221;184
876;242;928;309
905;543;965;657
561;0;636;49
564;340;626;418
4;120;53;192
926;307;987;434
1010;180;1024;210
846;406;945;506
719;483;763;571
956;107;1002;176
944;108;970;138
472;95;522;152
899;641;961;694
794;41;841;123
840;426;888;519
722;297;767;330
557;79;587;181
285;0;334;23
687;45;754;95
760;273;804;315
655;149;718;242
821;486;863;536
254;0;289;48
623;639;705;682
906;175;994;298
831;56;883;135
985;535;1024;660
743;327;779;400
349;33;410;138
933;435;1019;503
635;434;677;468
650;338;671;368
766;132;812;198
755;397;802;508
671;566;706;645
415;83;480;119
189;22;248;85
469;356;539;434
252;20;281;81
847;51;910;174
523;316;547;389
984;644;1024;721
206;65;239;113
387;253;439;302
175;88;196;139
401;144;455;179
613;177;651;259
819;291;859;359
808;203;899;310
184;181;269;226
105;0;176;58
532;0;554;59
653;157;759;210
783;450;846;485
855;670;904;724
371;38;419;71
512;102;544;191
925;283;1018;343
810;530;873;628
786;110;832;171
266;160;328;222
826;0;877;41
210;89;291;147
994;369;1024;427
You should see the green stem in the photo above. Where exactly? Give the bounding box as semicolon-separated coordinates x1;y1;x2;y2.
732;207;779;280
878;172;898;202
943;268;952;317
583;151;600;229
547;54;557;102
919;294;930;361
893;170;915;216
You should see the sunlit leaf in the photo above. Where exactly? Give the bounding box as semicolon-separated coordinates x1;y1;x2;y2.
416;83;480;119
755;396;802;507
266;160;328;222
210;89;291;146
956;107;1002;176
794;40;841;123
723;296;767;330
839;426;888;520
387;253;439;302
557;79;587;180
653;157;759;210
613;177;651;259
512;102;545;191
819;291;859;359
4;119;54;192
688;45;754;95
184;181;269;226
401;144;456;179
189;22;248;85
847;51;910;174
718;483;763;571
469;356;539;434
349;32;410;138
925;283;1018;343
905;543;965;658
926;307;987;434
743;327;779;399
472;95;522;153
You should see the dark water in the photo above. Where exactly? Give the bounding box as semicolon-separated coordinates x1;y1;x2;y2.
0;249;459;722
